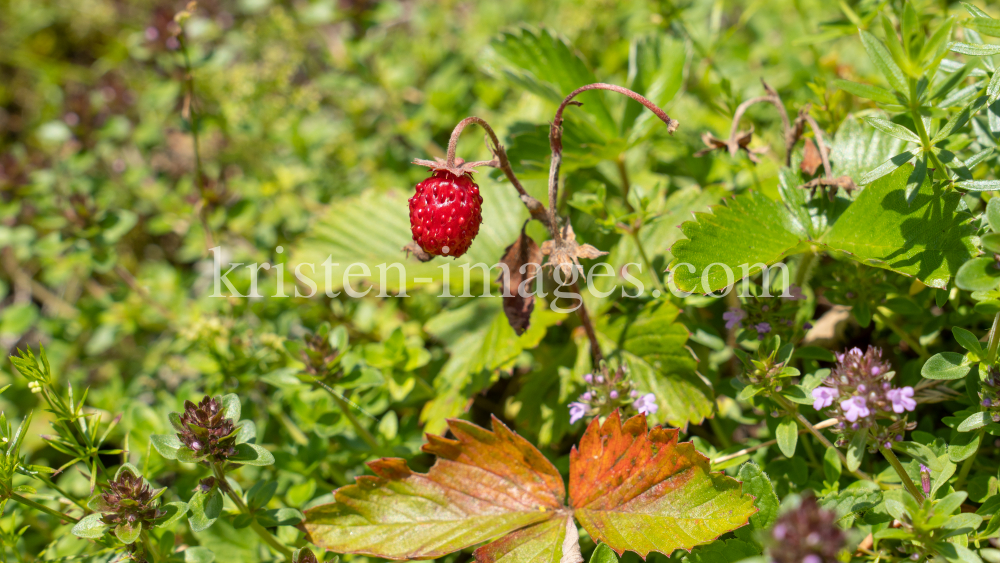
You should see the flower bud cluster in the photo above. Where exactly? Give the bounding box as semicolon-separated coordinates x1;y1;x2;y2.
811;347;915;447
568;363;658;424
723;285;810;341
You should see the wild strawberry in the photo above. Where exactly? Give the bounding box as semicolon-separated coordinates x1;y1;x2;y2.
408;170;483;258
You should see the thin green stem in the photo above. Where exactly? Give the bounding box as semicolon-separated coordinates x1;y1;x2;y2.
177;34;214;251
36;474;88;512
954;428;985;490
630;232;666;295
874;308;930;360
9;492;79;523
772;395;872;482
141;530;160;563
909;78;948;180
987;312;1000;364
211;464;293;560
879;443;925;503
707;415;732;449
794;250;816;289
320;385;380;451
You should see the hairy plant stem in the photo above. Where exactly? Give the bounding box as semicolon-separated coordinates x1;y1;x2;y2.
9;492;79;523
874;308;930;360
794;251;816;289
211;463;293;560
878;443;925;503
548;83;677;229
954;428;986;490
570;280;604;365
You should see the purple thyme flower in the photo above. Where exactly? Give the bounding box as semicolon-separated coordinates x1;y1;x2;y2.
632;393;659;416
840;396;870;422
583;373;593;384
756;322;771;340
811;387;840;410
609;390;619;399
579;392;593;402
723;308;746;329
885;387;916;413
784;285;805;301
568;402;588;424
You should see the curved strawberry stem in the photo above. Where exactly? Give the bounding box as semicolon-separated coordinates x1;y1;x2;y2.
548;83;678;226
442;116;550;227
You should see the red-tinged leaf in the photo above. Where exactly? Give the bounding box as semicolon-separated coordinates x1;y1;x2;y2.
474;513;583;563
302;416;565;560
569;411;756;559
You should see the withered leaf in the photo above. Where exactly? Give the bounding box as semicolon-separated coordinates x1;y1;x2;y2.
540;224;608;281
497;223;542;335
800;138;823;176
304;411;757;562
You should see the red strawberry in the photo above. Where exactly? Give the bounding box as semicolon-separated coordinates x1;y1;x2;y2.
408;170;483;258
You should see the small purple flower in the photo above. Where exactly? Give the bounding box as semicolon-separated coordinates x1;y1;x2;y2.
886;386;916;413
568;402;588;424
756;322;771;340
583;373;593;384
840;396;870;422
579;392;593;402
609;390;619;399
723;308;746;329
919;464;931;495
803;322;813;330
784;285;805;301
984;398;993;407
633;393;659;416
630;390;639;398
811;387;839;410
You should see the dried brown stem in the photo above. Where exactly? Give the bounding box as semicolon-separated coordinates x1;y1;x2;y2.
548;83;677;229
570;280;603;365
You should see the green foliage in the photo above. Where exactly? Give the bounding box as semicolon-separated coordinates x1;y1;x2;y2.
4;0;1000;562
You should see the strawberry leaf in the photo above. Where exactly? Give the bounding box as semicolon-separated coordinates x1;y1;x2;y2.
305;411;755;562
474;514;583;563
598;300;714;428
569;412;756;558
302;416;565;560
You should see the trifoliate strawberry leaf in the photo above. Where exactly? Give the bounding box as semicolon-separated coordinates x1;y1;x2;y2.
822;164;977;289
668;190;810;294
304;411;755;562
303;416;566;561
598;300;714;428
669;165;975;293
569;412;756;558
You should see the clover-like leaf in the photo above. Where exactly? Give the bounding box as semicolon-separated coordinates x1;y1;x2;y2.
304;412;755;562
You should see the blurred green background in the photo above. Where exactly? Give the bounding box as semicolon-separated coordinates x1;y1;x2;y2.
0;0;934;560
